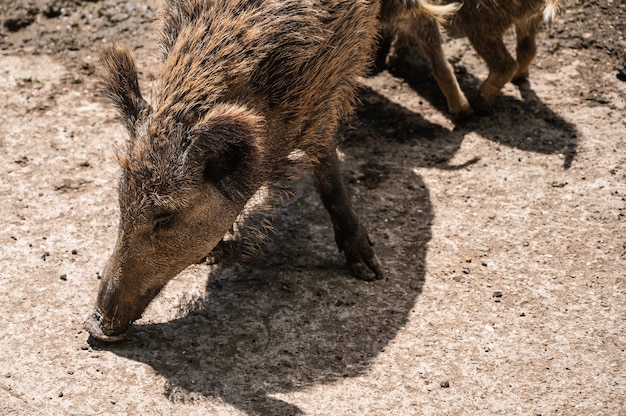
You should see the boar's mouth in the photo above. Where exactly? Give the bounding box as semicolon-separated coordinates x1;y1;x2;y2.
83;306;130;343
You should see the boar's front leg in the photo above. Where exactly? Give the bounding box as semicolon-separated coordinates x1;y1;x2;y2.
313;146;383;281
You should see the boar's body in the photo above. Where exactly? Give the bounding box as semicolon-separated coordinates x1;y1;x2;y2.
383;0;560;117
86;0;399;342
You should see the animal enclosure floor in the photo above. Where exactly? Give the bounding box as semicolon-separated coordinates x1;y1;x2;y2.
0;0;625;414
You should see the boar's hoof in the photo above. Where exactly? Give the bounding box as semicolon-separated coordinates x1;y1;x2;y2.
451;107;474;122
349;258;383;281
512;72;530;85
83;310;128;343
337;228;384;281
449;99;474;121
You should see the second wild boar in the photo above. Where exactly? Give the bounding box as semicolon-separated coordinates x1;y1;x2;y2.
383;0;560;118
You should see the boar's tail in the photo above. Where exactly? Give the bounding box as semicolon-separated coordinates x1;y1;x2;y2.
543;0;560;25
405;0;462;23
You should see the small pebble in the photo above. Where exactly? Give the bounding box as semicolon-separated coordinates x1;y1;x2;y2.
59;274;67;281
440;380;450;388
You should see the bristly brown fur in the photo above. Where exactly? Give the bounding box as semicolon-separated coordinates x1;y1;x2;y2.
151;0;381;156
100;0;389;223
88;0;454;340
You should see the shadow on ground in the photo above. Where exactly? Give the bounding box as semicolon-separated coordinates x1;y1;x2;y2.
383;53;579;169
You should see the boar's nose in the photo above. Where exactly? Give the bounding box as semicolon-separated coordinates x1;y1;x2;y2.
83;306;129;343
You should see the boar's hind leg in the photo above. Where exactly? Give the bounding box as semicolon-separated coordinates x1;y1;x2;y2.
513;15;542;83
313;147;384;281
467;31;518;109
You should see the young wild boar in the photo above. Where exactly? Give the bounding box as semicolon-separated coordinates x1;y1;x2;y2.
383;0;559;118
85;0;454;342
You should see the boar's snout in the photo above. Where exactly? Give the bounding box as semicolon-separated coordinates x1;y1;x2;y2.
84;235;170;343
84;258;154;343
84;305;130;343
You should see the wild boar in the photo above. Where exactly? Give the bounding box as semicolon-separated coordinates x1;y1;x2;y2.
85;0;454;342
382;0;560;118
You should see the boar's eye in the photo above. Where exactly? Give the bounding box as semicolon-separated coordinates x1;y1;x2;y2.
153;213;174;233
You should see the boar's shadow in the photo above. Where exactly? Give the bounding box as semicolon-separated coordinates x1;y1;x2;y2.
100;91;440;416
384;51;579;169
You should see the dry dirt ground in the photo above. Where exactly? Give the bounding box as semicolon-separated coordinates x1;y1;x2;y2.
1;0;625;415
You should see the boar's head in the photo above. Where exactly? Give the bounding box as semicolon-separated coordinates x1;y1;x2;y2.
85;44;267;342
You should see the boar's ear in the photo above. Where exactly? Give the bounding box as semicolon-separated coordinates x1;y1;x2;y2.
187;104;265;189
97;42;147;133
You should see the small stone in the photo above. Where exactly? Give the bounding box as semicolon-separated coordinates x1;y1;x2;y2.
492;291;503;298
440;380;450;388
59;274;67;281
110;13;129;23
71;249;78;255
